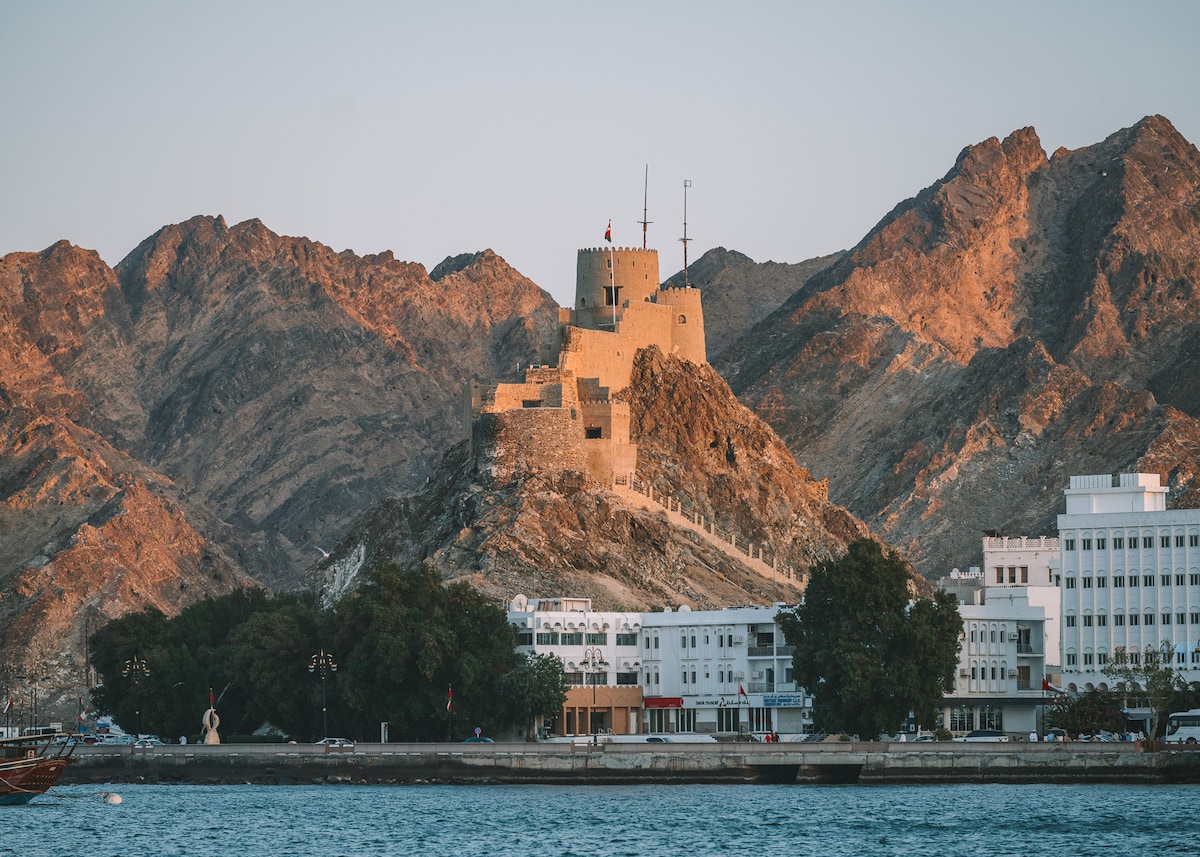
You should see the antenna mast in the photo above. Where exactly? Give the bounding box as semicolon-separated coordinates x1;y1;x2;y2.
637;164;652;250
680;180;692;289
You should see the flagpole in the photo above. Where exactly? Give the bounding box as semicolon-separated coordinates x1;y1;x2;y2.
447;683;453;742
608;220;616;329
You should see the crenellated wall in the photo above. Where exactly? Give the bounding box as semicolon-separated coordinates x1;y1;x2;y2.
473;408;588;483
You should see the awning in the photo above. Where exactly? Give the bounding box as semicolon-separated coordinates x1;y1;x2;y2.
643;697;683;709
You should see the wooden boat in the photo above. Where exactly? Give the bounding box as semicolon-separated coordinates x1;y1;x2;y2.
0;734;75;804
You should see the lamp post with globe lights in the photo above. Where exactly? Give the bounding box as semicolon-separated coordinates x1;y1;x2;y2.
122;656;151;739
582;646;608;738
308;650;337;739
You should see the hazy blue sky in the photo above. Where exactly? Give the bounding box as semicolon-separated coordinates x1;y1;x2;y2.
3;1;1197;307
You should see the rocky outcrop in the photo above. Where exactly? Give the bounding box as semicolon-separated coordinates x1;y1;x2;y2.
718;115;1200;575
310;347;869;610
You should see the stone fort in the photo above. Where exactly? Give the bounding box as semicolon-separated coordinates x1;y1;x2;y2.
466;245;706;485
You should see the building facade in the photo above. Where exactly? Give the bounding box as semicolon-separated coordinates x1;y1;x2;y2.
1057;473;1200;691
638;605;811;737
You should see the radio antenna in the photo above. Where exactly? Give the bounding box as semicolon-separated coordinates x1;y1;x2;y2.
636;164;652;249
679;180;692;289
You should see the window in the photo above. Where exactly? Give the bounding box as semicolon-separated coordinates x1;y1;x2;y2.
691;635;697;649
1164;614;1173;627
1097;537;1107;550
1114;537;1125;549
653;637;659;649
1097;577;1107;588
1177;535;1186;548
1191;535;1199;548
1066;653;1078;667
1129;614;1140;626
584;426;602;439
616;633;638;646
681;634;687;649
1066;539;1077;551
1084;653;1094;666
586;632;607;645
1083;577;1092;588
1097;615;1108;627
1129;575;1139;588
1083;538;1093;550
1008;566;1017;583
1065;615;1077;627
1098;652;1109;666
1066;578;1077;589
537;632;559;645
1114;614;1125;626
1162;535;1171;548
676;709;696;733
517;631;533;646
1131;653;1142;665
1145;611;1156;625
717;708;739;733
1178;575;1187;587
1020;566;1029;583
1162;575;1171;587
1114;576;1125;587
1192;574;1200;586
617;672;639;685
1083;615;1094;627
561;632;583;646
1144;575;1155;587
1193;612;1200;624
1144;536;1154;549
971;666;978;680
995;566;1004;584
1178;614;1186;626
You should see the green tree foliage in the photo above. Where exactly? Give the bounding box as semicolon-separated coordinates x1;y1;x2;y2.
1046;688;1125;737
331;563;521;741
496;652;569;739
1105;640;1187;740
777;538;961;737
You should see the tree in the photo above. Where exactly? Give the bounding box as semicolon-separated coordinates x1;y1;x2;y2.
776;538;961;737
496;652;569;739
331;563;520;741
1046;688;1125;737
1105;640;1187;741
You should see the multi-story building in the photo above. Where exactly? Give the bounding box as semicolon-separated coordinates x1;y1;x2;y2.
1057;472;1200;691
639;605;812;737
508;595;644;737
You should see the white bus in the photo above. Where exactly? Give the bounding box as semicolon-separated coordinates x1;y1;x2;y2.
1163;708;1200;744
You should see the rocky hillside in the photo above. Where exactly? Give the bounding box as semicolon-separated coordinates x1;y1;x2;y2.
310;347;869;610
0;219;560;716
716;115;1200;575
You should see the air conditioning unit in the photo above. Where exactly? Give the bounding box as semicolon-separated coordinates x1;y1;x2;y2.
959;669;969;677
751;671;763;679
1008;670;1019;677
1008;634;1019;641
733;635;745;644
734;671;745;679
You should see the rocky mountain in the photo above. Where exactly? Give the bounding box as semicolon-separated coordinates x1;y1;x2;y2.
665;247;844;359
715;115;1200;575
310;346;869;610
0;219;561;715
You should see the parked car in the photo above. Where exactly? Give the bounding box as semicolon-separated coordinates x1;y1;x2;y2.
645;736;670;743
315;737;354;747
462;736;494;743
953;729;1009;742
133;737;164;748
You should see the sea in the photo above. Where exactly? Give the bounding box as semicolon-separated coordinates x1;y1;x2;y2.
4;782;1198;857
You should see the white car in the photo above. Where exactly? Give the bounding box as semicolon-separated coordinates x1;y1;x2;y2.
953;729;1009;742
315;737;354;748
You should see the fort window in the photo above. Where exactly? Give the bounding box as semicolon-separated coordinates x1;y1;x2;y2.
580;298;587;307
522;400;541;408
678;315;687;324
585;426;603;439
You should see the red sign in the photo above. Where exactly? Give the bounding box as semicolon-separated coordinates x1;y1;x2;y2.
643;697;683;709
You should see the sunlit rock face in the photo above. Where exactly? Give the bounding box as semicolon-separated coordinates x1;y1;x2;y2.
714;116;1200;576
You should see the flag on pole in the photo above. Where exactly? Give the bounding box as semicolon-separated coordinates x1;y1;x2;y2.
447;684;453;712
1041;678;1058;692
2;697;11;715
738;684;748;701
604;220;612;243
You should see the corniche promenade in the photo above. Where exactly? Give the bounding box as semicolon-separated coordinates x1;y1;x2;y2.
60;741;1200;786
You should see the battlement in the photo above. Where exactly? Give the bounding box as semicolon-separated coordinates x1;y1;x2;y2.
577;246;658;256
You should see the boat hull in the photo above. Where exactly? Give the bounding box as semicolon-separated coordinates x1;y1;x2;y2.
0;758;70;805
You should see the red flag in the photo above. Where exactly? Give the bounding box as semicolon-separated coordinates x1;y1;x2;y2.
1041;678;1057;692
738;684;748;700
447;684;453;712
209;688;215;708
604;221;612;243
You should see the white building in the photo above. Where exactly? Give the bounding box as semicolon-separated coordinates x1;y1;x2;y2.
982;535;1062;675
640;605;812;737
508;595;644;737
1057;473;1200;692
940;586;1050;735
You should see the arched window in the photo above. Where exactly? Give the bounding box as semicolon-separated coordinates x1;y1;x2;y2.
678;314;687;324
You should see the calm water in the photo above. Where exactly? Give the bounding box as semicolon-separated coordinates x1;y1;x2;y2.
5;783;1198;857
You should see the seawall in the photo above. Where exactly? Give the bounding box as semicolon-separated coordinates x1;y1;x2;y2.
59;742;1200;786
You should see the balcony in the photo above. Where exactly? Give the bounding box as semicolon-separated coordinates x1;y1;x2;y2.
747;645;796;657
1016;644;1043;655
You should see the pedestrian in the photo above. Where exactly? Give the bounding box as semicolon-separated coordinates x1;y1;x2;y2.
1028;731;1037;742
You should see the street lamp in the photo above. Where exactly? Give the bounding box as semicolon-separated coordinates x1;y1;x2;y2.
308;649;337;738
122;657;151;739
581;646;608;737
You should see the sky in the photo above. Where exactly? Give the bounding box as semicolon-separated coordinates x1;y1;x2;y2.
2;1;1198;308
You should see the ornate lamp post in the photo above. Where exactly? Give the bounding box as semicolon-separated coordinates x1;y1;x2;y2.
122;657;151;738
582;646;608;737
308;649;337;738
